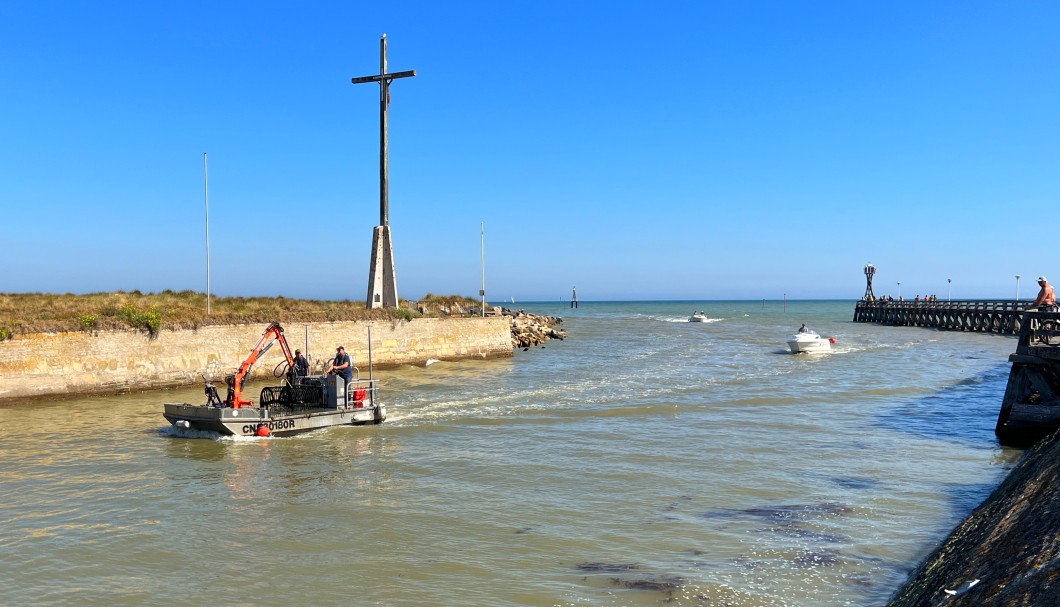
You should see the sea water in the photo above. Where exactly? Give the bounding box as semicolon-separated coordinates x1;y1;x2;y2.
0;300;1022;606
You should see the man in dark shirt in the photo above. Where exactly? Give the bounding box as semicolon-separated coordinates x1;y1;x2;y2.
326;346;353;387
292;349;309;377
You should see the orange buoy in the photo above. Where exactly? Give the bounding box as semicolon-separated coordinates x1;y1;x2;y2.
256;424;271;437
829;337;837;344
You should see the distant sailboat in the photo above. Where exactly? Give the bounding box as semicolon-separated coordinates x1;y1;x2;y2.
511;297;515;304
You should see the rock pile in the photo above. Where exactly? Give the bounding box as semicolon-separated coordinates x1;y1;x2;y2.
501;308;566;349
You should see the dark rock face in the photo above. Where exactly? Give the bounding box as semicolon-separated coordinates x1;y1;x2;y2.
886;430;1060;606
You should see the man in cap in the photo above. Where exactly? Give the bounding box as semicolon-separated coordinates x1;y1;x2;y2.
1033;276;1056;310
292;349;309;378
325;346;354;387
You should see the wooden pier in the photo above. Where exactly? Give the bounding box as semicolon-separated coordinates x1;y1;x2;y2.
854;300;1060;446
853;299;1026;334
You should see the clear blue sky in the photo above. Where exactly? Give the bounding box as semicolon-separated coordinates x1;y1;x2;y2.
2;1;1058;302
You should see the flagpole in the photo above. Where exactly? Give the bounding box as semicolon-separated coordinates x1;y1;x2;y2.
204;152;211;315
480;221;486;317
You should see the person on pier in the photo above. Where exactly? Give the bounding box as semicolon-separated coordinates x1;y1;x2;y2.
1033;276;1056;310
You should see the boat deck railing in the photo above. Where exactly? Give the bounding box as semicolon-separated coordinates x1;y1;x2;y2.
258;378;378;411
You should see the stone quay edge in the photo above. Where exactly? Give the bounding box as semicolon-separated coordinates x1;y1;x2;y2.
886;429;1060;606
0;317;515;402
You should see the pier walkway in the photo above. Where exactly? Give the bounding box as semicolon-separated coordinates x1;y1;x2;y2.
853;299;1028;334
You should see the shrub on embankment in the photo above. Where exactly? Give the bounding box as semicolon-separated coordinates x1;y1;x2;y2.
0;291;482;339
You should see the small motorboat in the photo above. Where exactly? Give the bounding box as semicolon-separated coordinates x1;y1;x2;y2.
689;311;709;322
787;330;835;354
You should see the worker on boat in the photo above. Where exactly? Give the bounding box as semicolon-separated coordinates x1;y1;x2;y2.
293;349;309;378
325;346;353;387
1033;276;1056;311
798;323;810;333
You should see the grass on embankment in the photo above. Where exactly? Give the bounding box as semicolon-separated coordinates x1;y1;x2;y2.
0;291;482;340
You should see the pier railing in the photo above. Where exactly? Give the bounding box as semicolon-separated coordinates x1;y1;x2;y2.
1015;310;1060;357
853;299;1031;334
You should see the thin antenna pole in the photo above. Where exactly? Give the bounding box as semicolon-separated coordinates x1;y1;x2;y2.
480;221;485;317
203;152;211;315
368;326;374;384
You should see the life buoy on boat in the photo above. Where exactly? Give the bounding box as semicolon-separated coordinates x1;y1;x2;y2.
353;387;367;407
256;424;271;437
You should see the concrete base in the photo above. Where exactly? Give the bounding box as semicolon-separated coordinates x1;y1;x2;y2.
366;225;398;309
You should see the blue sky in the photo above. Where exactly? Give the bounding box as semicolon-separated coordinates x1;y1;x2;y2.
2;1;1058;302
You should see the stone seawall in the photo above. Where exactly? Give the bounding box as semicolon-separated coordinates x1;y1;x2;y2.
0;317;512;402
885;430;1060;606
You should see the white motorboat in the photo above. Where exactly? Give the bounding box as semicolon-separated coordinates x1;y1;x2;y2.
689;311;708;322
787;330;834;354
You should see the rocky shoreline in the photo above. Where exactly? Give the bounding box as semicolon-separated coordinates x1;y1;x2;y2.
500;307;566;349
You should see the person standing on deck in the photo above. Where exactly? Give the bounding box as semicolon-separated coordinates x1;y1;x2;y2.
292;349;309;378
1033;276;1056;310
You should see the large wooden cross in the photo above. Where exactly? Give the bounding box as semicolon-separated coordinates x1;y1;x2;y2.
351;35;416;309
351;34;416;227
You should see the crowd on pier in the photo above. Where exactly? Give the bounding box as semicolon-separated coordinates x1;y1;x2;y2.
861;294;940;303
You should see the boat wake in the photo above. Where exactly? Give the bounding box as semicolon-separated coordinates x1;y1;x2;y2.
158;425;225;440
158;425;271;441
660;316;723;324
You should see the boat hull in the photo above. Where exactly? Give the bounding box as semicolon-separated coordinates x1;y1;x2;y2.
163;401;386;437
787;333;832;354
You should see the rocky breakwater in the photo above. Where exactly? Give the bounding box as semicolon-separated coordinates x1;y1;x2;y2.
502;308;566;349
886;429;1060;606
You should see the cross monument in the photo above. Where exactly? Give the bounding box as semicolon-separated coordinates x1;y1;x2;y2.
352;34;416;309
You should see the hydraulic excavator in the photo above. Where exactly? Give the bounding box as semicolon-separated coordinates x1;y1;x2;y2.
224;322;297;408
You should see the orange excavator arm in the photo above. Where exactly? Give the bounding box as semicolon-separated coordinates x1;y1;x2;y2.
226;322;296;408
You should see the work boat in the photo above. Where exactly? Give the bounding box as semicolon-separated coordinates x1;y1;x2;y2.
164;322;386;437
786;330;835;354
689;311;709;322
